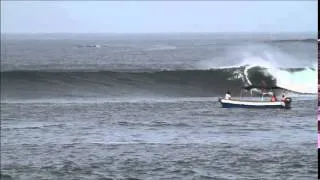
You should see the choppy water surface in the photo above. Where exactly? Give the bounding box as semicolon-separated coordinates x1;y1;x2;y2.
1;33;317;179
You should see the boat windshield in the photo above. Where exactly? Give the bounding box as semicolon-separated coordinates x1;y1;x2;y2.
240;87;279;101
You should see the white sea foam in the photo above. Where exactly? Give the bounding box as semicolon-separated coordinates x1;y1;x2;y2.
199;43;316;94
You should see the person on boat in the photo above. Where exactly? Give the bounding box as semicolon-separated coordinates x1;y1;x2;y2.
271;95;277;102
225;91;231;100
281;94;286;101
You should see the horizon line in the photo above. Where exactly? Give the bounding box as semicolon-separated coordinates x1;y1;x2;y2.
1;31;316;35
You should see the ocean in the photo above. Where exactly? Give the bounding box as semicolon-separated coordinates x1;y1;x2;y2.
1;33;317;179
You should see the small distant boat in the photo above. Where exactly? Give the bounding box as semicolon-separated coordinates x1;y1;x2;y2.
219;86;292;109
76;44;101;48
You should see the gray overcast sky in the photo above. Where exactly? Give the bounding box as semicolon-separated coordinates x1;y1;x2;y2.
1;1;317;33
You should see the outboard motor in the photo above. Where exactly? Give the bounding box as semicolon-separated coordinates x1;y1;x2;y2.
284;97;292;108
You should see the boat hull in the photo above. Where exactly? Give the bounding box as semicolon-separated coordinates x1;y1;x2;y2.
218;98;291;109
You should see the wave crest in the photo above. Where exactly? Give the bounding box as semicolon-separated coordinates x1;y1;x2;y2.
1;66;316;100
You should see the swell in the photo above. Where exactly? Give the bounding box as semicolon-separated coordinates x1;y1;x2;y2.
1;68;245;99
1;67;315;99
267;39;316;43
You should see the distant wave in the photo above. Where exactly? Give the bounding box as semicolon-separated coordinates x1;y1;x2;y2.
145;45;177;51
76;44;101;48
267;39;316;43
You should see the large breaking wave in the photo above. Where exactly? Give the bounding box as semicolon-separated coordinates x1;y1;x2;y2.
1;65;316;100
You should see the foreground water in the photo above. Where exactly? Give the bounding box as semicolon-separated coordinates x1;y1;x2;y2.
1;33;317;179
1;97;317;179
